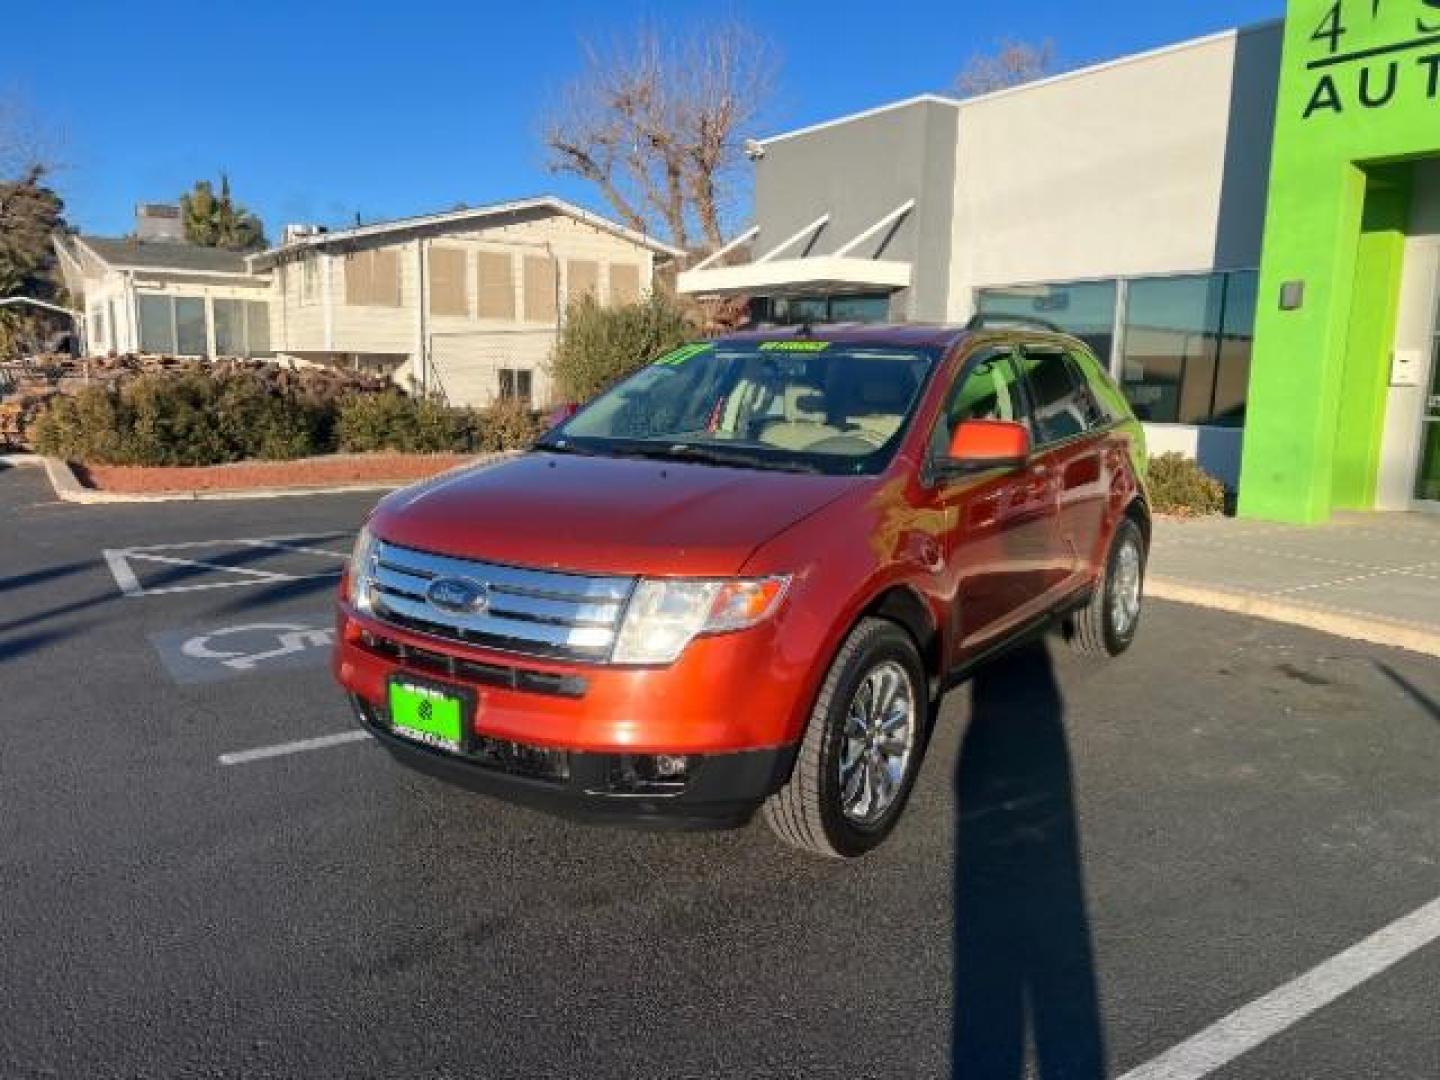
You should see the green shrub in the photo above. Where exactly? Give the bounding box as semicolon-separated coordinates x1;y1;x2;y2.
30;369;336;465
30;385;127;462
472;397;544;452
1147;452;1227;516
550;291;698;404
336;392;469;453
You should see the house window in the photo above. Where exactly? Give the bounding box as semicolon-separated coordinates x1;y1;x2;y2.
91;306;106;351
138;295;177;353
214;299;273;357
498;367;533;404
344;248;401;307
1118;270;1257;427
300;257;320;305
175;298;207;355
567;259;599;305
976;280;1119;360
609;263;641;305
477;252;514;319
523;255;557;323
428;247;468;318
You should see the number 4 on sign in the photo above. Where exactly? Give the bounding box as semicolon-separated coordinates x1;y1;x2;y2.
1313;1;1348;53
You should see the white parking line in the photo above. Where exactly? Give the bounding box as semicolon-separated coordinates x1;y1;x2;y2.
1119;894;1440;1080
104;532;352;597
218;730;372;765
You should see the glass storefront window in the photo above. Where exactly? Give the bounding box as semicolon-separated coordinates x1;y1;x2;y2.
756;293;891;325
1119;271;1257;426
975;280;1118;361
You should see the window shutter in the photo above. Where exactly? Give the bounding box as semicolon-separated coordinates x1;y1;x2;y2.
523;255;557;323
428;247;468;317
567;260;598;304
609;264;640;305
477;252;514;319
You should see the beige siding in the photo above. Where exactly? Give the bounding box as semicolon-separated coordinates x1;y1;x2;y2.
431;330;557;409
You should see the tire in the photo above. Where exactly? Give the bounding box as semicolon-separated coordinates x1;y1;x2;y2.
1069;516;1146;657
763;617;929;858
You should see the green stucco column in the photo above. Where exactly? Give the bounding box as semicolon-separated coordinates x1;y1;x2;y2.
1238;0;1440;523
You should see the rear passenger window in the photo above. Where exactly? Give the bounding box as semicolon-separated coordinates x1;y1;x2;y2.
1018;346;1106;445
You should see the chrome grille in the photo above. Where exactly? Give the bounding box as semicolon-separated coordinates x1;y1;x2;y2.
364;540;635;662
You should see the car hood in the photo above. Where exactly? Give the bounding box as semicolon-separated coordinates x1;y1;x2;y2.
369;451;867;577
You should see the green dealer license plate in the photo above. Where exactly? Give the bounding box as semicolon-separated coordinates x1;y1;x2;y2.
388;681;466;752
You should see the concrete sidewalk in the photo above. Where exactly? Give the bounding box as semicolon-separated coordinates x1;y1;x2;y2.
1148;512;1440;657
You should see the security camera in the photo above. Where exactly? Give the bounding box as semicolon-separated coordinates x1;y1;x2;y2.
743;139;766;161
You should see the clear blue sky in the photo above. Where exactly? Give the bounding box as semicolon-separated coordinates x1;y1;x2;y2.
6;0;1281;239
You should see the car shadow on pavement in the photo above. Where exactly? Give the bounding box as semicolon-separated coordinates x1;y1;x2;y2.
951;641;1106;1079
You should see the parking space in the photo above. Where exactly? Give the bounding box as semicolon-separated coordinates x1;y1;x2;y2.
3;463;1440;1078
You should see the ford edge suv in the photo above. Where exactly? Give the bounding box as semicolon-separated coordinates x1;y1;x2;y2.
334;324;1149;857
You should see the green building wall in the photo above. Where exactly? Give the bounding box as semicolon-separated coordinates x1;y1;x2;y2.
1239;0;1440;522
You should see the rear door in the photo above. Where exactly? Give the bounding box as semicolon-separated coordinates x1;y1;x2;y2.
1014;342;1113;600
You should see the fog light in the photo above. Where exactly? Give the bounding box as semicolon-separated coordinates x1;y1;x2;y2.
654;754;690;779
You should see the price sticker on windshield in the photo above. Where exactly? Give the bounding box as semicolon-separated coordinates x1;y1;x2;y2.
652;344;714;367
759;340;831;353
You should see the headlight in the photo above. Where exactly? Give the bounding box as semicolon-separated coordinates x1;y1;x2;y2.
347;524;378;612
611;575;790;665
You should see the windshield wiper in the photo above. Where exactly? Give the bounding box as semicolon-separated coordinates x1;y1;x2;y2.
534;441;598;457
611;442;822;474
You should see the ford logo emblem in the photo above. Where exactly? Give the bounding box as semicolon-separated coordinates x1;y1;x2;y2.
426;576;489;615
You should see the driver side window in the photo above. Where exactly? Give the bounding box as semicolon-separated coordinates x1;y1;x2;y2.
928;348;1028;460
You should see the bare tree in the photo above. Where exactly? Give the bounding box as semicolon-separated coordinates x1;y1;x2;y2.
953;38;1058;98
543;21;776;255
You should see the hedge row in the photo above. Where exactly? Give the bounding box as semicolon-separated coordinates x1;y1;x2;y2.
30;369;543;466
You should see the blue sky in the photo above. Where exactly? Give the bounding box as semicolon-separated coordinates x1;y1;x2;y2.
6;0;1281;239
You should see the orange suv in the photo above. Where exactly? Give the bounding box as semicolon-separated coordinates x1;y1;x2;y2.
334;324;1149;857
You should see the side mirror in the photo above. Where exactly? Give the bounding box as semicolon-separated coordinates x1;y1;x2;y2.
942;419;1031;474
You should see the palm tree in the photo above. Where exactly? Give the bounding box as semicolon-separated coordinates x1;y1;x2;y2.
180;174;266;252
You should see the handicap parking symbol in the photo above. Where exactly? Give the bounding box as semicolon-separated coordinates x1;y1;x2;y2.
150;613;336;684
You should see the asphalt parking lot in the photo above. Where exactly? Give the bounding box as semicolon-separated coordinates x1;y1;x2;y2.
3;460;1439;1079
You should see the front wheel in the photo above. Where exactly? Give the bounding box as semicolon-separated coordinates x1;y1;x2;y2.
1069;517;1146;657
763;618;929;858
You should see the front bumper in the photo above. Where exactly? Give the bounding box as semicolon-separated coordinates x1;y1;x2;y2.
335;603;810;826
350;694;796;828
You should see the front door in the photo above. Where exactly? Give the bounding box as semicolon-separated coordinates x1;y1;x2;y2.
923;346;1068;666
1416;300;1440;506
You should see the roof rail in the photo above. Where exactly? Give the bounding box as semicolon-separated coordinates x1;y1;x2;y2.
964;313;1062;333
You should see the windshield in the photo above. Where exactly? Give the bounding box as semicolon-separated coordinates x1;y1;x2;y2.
539;341;940;476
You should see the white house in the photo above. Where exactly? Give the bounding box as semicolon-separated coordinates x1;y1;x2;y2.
55;196;682;408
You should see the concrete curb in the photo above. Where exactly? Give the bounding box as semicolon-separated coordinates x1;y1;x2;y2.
1147;576;1440;659
27;455;503;505
0;453;45;468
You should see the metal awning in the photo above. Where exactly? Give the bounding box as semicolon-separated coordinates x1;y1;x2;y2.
677;200;916;299
677;256;912;298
